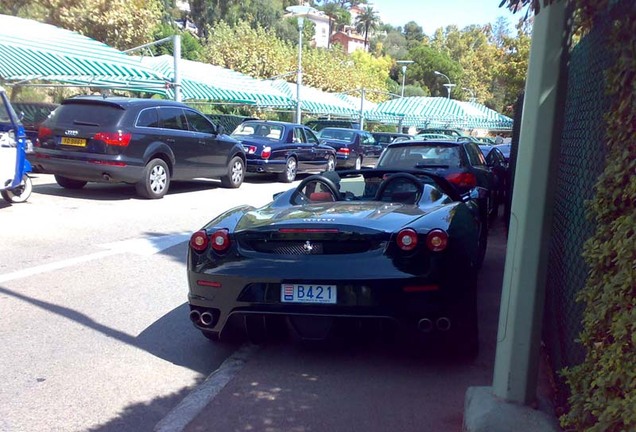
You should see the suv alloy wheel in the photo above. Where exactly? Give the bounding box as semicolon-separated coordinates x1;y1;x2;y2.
135;158;170;199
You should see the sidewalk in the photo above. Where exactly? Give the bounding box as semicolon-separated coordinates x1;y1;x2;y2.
155;223;559;432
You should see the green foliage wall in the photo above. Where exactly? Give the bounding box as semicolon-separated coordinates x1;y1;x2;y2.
559;2;636;431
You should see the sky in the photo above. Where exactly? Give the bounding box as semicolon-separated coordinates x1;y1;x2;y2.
367;0;522;36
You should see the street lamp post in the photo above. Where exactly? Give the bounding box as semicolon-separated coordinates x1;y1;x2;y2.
434;70;455;99
286;5;318;124
396;60;414;98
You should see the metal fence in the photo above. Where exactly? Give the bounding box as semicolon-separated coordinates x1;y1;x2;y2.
541;2;621;411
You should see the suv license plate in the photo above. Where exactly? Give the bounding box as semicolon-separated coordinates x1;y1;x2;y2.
281;284;336;304
61;137;86;147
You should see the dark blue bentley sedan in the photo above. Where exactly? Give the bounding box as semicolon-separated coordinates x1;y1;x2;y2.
231;120;336;183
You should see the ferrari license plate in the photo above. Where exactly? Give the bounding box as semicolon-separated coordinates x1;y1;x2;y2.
61;137;86;147
281;284;337;304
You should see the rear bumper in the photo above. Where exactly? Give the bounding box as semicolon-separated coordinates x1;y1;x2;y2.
187;252;470;336
336;154;356;168
32;151;143;183
245;158;284;174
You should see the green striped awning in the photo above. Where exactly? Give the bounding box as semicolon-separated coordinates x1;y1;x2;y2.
272;80;359;116
141;56;293;107
0;15;166;89
371;97;512;130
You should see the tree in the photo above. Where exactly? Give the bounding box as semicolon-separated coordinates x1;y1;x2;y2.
355;5;380;49
1;0;163;49
152;24;204;61
403;21;425;48
406;44;462;97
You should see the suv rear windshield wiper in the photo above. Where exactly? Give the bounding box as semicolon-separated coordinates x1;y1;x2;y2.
73;120;101;126
415;163;450;169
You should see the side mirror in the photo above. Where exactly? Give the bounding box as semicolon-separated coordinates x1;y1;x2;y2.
463;186;489;202
216;125;225;135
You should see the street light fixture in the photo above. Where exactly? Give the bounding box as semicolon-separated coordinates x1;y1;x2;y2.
434;70;455;99
286;5;318;124
396;60;414;97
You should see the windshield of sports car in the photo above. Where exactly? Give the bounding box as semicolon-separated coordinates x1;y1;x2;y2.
231;122;284;140
376;144;462;170
317;128;355;143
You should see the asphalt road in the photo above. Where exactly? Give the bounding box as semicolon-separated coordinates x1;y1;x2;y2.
0;173;297;432
0;172;506;432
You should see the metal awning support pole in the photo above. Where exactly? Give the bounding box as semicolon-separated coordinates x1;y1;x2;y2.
173;34;181;102
359;88;365;130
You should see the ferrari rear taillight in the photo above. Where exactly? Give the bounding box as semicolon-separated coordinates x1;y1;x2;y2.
445;172;477;189
93;131;131;147
261;146;271;159
426;229;448;252
337;147;350;156
396;228;418;251
190;230;209;252
210;229;231;252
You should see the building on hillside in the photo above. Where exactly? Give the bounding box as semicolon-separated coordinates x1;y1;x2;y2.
330;29;367;54
349;4;365;26
284;7;331;48
305;9;330;48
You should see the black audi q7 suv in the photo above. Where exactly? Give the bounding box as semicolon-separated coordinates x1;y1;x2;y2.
34;96;246;199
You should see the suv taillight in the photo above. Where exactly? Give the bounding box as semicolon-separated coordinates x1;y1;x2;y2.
445;172;477;189
94;131;131;147
38;126;52;142
261;146;271;159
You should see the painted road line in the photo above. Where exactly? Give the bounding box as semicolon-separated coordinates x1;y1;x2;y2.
154;344;260;432
99;234;190;256
0;250;120;284
0;234;189;283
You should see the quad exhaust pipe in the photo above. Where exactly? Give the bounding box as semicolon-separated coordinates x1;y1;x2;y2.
190;309;215;327
189;310;201;324
417;317;452;332
200;312;214;326
417;318;433;333
436;317;451;331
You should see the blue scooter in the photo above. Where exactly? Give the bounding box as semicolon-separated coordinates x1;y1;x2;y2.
0;86;32;203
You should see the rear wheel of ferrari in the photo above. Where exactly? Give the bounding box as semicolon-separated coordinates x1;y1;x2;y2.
278;157;297;183
475;219;488;269
55;175;87;190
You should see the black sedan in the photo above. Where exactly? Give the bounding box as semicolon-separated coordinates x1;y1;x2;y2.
317;127;384;169
377;139;497;224
232;120;336;183
187;169;486;357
